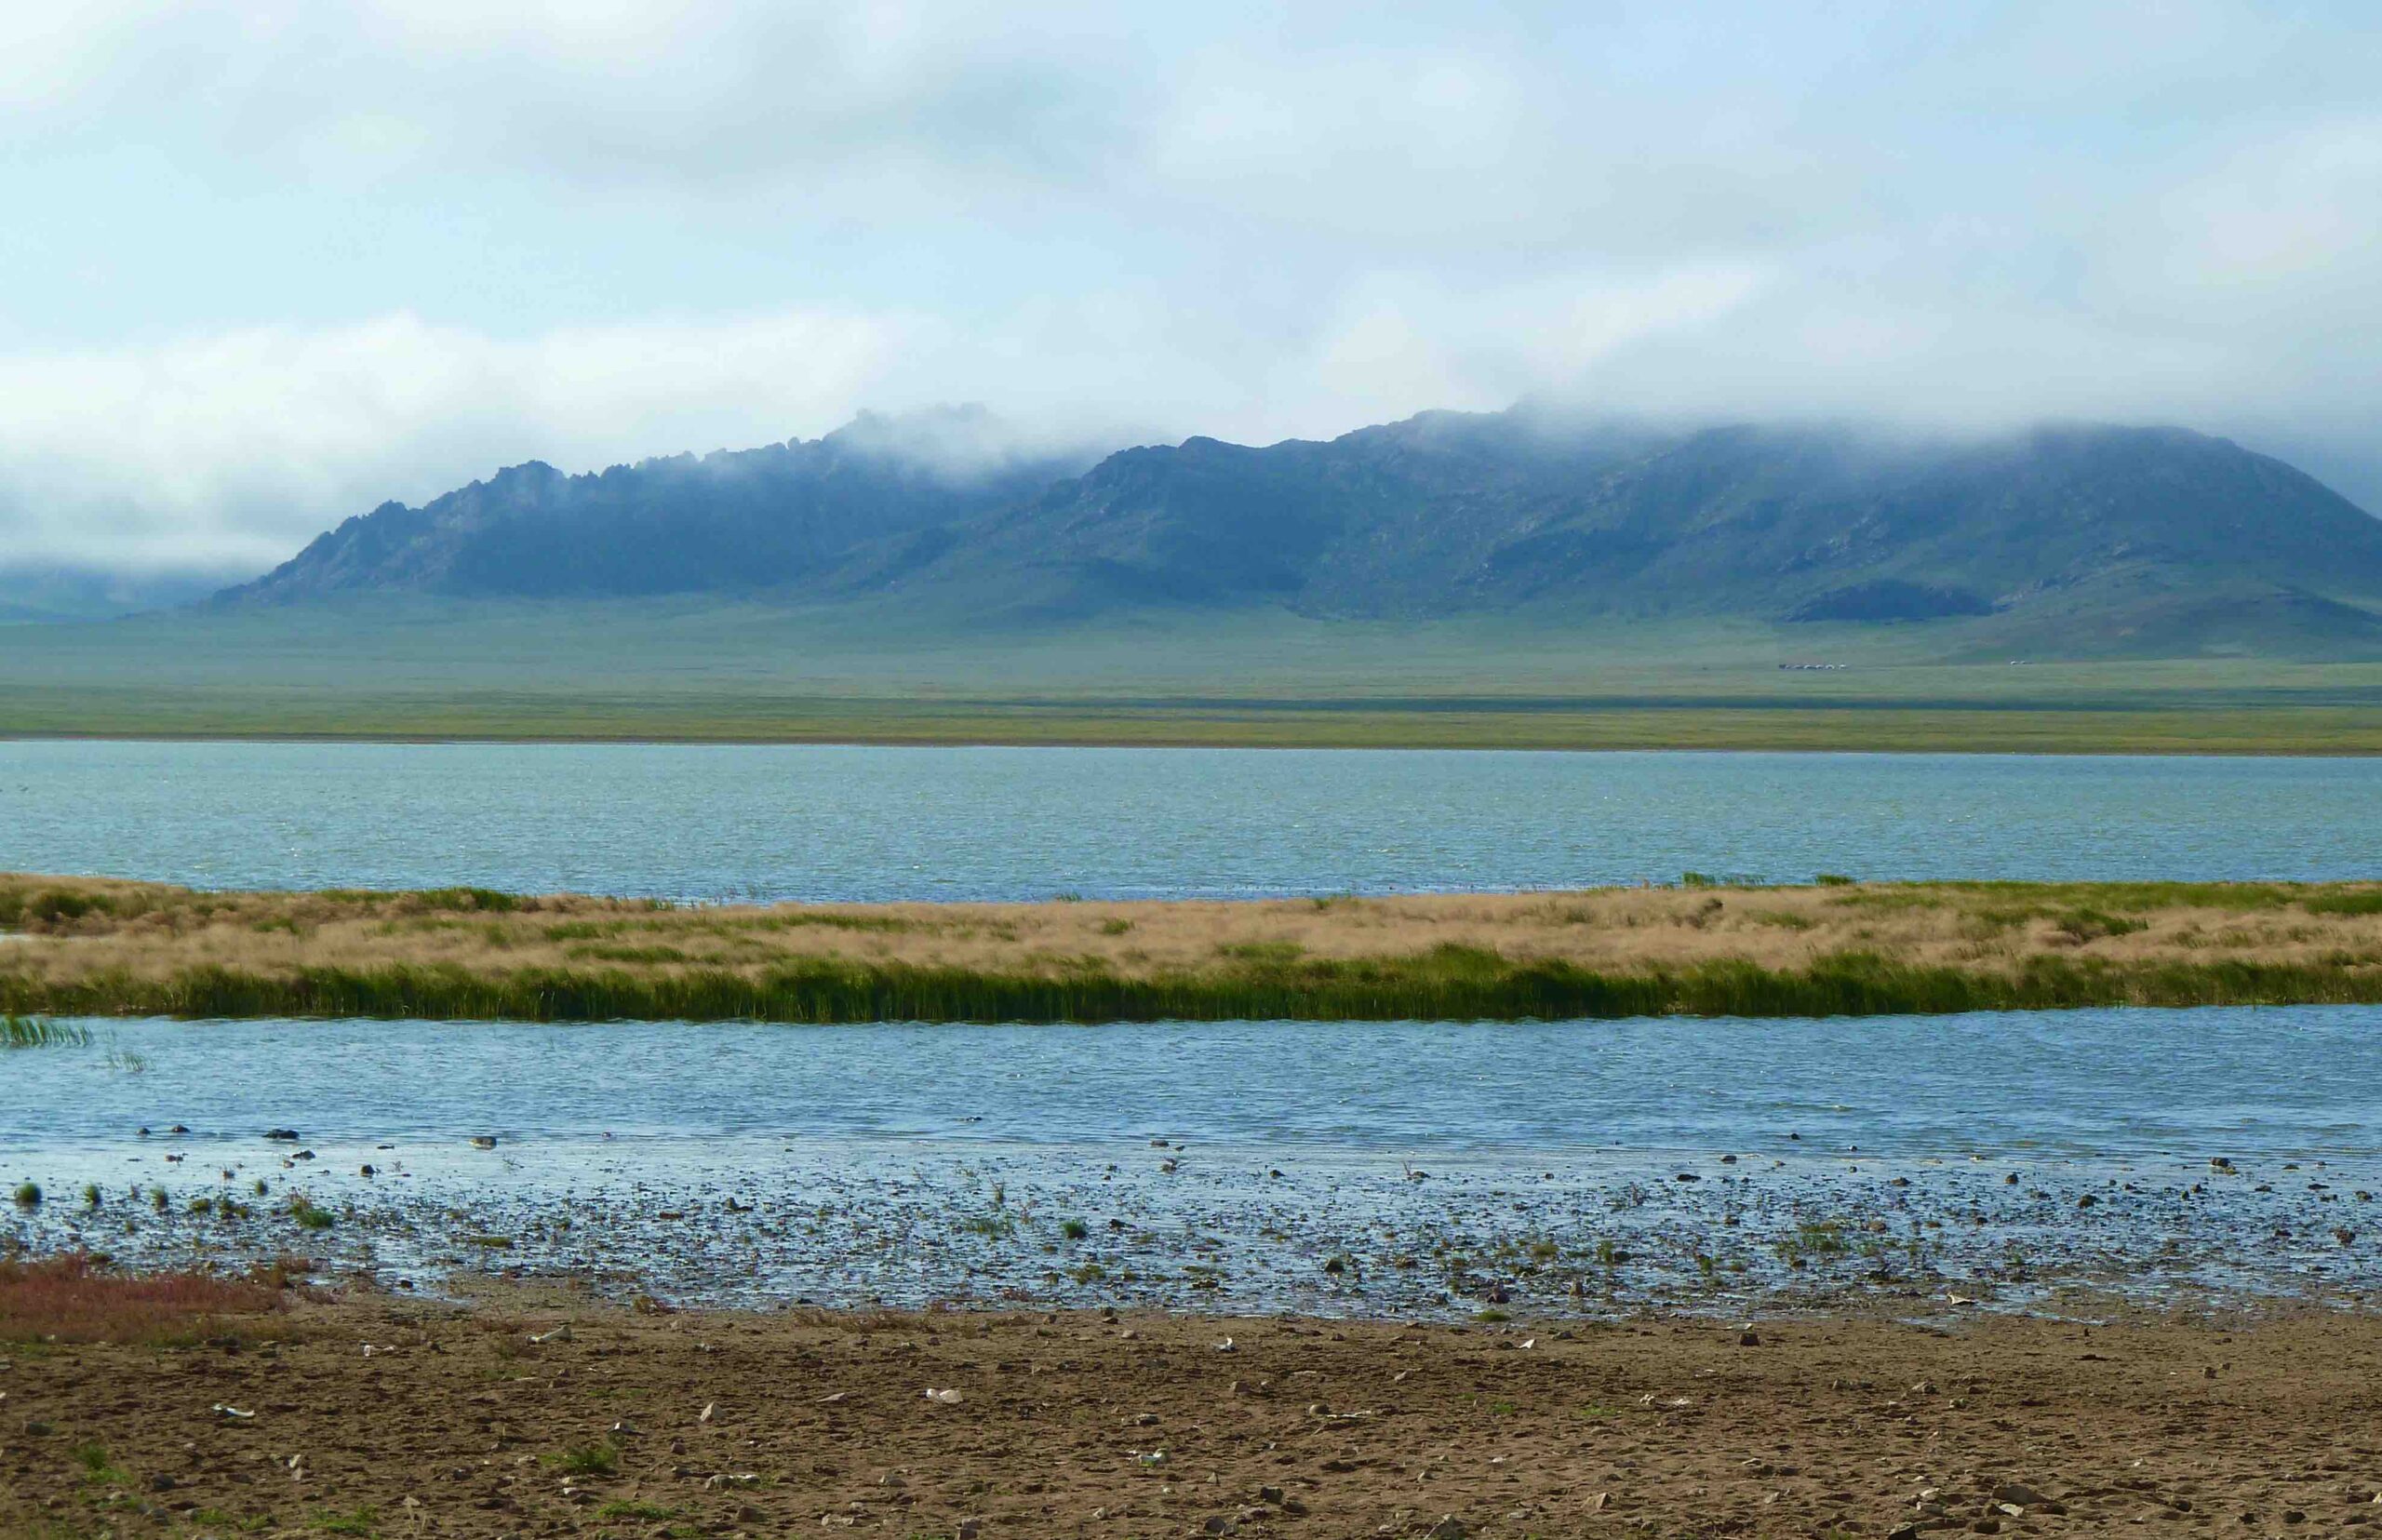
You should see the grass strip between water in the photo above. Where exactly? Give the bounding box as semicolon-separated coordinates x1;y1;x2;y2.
6;947;2382;1024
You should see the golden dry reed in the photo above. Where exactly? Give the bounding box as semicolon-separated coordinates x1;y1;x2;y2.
4;874;2381;1024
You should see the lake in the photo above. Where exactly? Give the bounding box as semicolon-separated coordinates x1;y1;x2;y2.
3;741;2379;900
7;741;2377;1316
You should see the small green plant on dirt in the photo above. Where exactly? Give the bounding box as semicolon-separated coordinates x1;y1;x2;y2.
74;1443;128;1486
552;1444;619;1477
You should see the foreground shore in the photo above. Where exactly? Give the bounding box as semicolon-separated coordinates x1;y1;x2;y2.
6;874;2382;1023
4;1281;2378;1539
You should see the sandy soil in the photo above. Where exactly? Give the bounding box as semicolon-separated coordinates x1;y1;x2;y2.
6;1289;2380;1539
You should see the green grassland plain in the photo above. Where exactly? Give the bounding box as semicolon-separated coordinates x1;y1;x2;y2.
5;597;2382;750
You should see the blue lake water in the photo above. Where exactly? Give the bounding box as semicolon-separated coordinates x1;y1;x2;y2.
4;1009;2378;1316
2;741;2378;900
6;1009;2378;1161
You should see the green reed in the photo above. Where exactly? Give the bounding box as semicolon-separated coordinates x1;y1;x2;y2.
2;1014;91;1049
4;947;2381;1025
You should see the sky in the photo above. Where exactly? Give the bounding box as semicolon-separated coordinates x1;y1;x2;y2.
2;0;2378;577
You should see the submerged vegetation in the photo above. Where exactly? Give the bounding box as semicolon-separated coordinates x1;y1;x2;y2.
6;872;2382;1024
2;1013;88;1049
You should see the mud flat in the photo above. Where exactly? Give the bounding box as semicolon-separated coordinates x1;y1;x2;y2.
9;1121;2379;1324
4;1279;2380;1539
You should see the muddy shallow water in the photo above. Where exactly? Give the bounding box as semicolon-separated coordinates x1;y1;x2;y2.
5;1009;2378;1318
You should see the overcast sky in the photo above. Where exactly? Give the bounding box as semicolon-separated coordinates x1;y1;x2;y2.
3;0;2379;575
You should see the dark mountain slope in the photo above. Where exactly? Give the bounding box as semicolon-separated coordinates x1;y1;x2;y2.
873;412;2382;636
217;407;1092;604
214;404;2382;656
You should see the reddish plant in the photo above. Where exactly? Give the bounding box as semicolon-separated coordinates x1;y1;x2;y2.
0;1252;281;1344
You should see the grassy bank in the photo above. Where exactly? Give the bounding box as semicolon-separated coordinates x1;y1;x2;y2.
5;874;2382;1023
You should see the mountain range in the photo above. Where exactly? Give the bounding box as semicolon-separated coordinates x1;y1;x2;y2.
209;404;2382;656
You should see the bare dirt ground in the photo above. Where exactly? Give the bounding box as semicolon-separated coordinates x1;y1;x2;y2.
5;1286;2379;1540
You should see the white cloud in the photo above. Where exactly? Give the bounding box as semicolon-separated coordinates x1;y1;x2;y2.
0;262;1791;573
0;309;916;572
2161;120;2382;289
5;0;2382;572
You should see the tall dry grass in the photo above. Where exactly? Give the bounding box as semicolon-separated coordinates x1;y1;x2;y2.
4;873;2381;1023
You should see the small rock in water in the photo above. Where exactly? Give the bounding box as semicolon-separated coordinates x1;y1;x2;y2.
264;1129;300;1142
469;1135;499;1150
